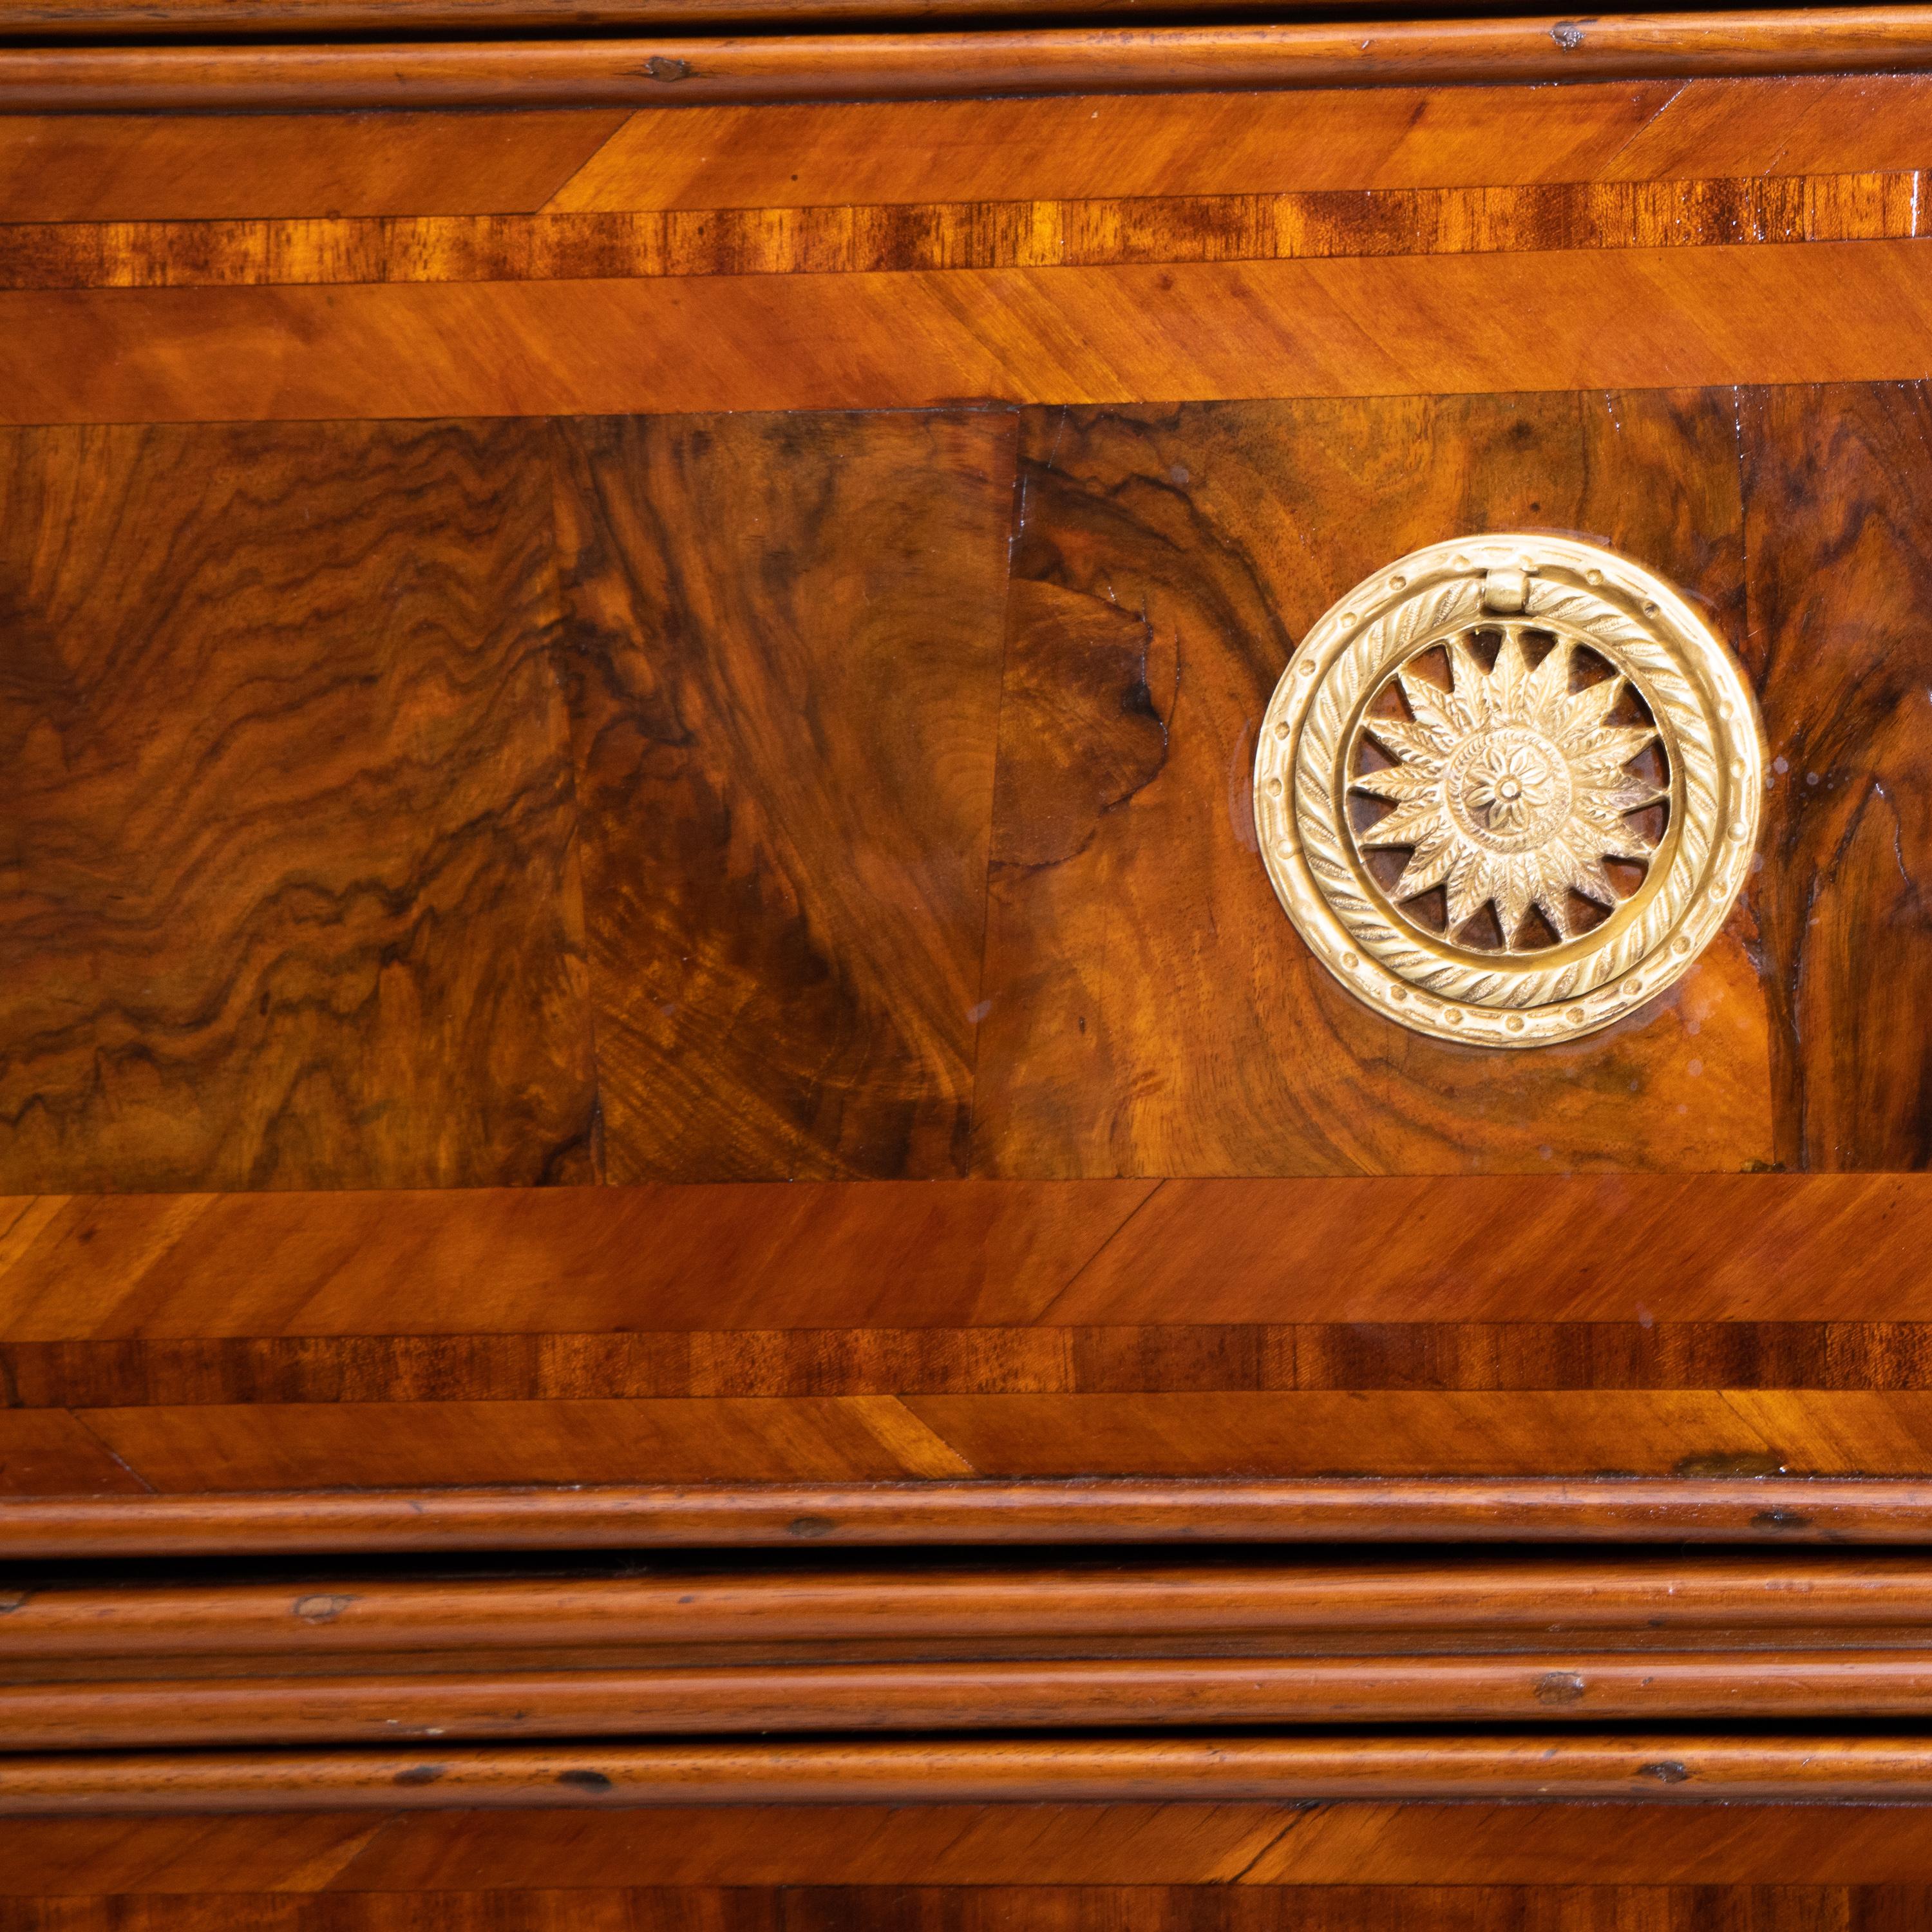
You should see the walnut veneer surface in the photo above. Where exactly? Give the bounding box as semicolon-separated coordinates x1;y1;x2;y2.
2;73;1932;1496
8;50;1932;1897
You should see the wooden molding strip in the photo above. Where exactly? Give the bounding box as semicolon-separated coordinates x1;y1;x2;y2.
0;0;1457;37
11;1735;1932;1812
7;12;1932;111
15;1556;1932;1658
24;1653;1932;1751
4;1478;1927;1556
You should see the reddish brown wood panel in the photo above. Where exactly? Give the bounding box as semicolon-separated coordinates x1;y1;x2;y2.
25;1388;1932;1490
8;173;1926;292
545;78;1932;213
0;419;596;1193
14;1802;1932;1893
14;1322;1932;1407
4;1177;1927;1346
0;1882;1911;1929
71;1395;974;1490
1741;381;1932;1170
552;410;1016;1181
8;243;1932;424
976;388;1769;1177
0;111;629;223
0;1410;146;1495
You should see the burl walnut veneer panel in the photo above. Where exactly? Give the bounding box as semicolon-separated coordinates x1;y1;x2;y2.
552;409;1016;1182
0;419;596;1193
1741;382;1932;1171
976;388;1772;1177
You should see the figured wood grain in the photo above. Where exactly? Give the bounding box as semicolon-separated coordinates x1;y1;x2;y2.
26;1390;1932;1491
547;77;1932;213
976;389;1770;1177
69;1396;979;1490
552;411;1014;1182
19;1322;1932;1406
897;1390;1932;1478
14;15;1932;113
6;172;1925;290
0;1883;1917;1932
14;243;1932;424
1741;383;1932;1170
3;1177;1927;1346
0;111;629;223
14;1734;1932;1813
0;420;595;1193
16;1802;1932;1893
0;1884;1897;1931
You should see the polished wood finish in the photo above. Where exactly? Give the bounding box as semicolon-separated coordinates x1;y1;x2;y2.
19;1555;1932;1656
981;388;1766;1176
15;1734;1932;1812
0;420;596;1193
0;111;627;223
24;1550;1932;1748
1742;383;1932;1170
0;1175;1923;1341
545;79;1932;209
7;173;1927;290
553;412;1014;1180
12;13;1932;113
6;55;1932;1904
23;1800;1932;1891
14;251;1932;422
10;1477;1932;1556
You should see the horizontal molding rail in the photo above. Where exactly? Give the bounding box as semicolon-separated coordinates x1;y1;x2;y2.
23;1654;1932;1750
12;1734;1932;1811
0;0;1547;38
4;1478;1926;1556
13;1555;1932;1657
5;11;1932;111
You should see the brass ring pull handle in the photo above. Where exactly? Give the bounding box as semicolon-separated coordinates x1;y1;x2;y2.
1253;535;1763;1046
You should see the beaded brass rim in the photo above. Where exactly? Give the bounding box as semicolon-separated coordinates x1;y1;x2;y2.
1252;535;1763;1046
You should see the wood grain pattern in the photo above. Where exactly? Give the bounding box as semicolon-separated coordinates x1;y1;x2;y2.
15;1734;1932;1812
33;1651;1932;1748
20;1322;1932;1406
543;83;1692;211
0;1886;1909;1931
14;15;1932;113
0;111;628;223
1;80;1925;230
977;388;1770;1177
14;242;1932;424
17;1477;1932;1558
548;77;1932;214
71;1395;977;1490
21;1555;1932;1657
2;1176;1927;1347
6;172;1924;291
0;1410;146;1496
553;410;1014;1181
1741;383;1932;1170
19;1803;1932;1893
0;420;595;1193
24;1389;1932;1490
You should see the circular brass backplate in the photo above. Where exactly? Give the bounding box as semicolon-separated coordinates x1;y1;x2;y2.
1252;535;1763;1046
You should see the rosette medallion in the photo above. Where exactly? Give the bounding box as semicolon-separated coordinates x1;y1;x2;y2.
1253;535;1763;1046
